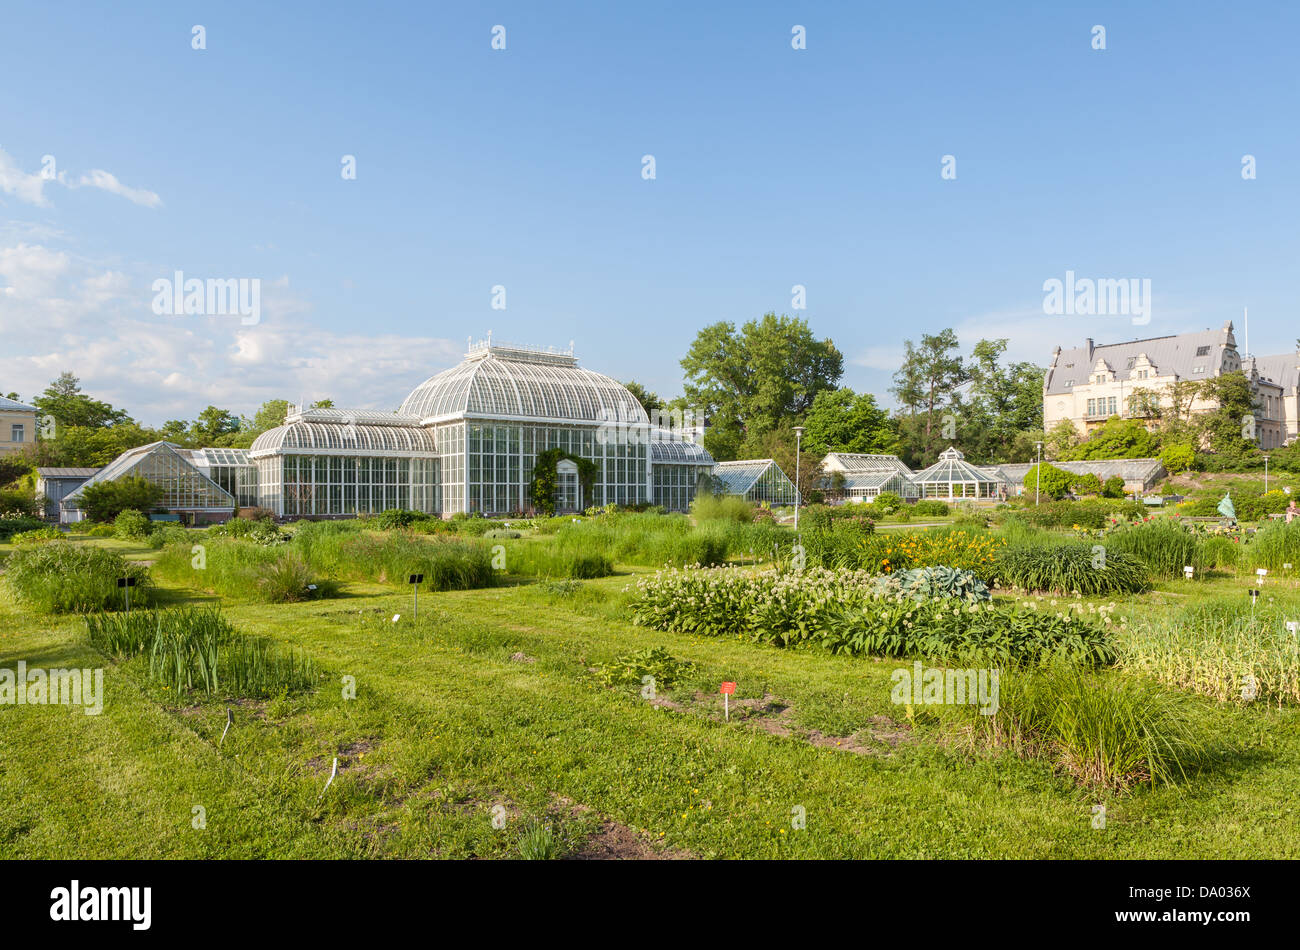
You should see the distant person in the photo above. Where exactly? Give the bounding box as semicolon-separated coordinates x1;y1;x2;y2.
1287;499;1298;524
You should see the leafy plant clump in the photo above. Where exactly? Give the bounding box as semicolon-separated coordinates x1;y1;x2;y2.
956;664;1212;791
4;541;153;613
11;526;63;545
994;542;1150;595
630;566;1115;666
1101;518;1199;580
113;508;153;540
77;476;164;523
0;515;47;541
596;646;698;690
868;565;990;602
85;606;317;697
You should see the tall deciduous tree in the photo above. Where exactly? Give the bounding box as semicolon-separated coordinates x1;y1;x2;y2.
33;372;130;431
801;388;896;456
891;329;967;466
962;339;1044;462
681;314;842;461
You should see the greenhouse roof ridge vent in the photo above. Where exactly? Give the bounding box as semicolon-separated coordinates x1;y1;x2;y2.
465;336;578;367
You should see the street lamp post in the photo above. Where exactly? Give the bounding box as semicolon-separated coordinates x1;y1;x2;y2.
1034;441;1043;507
793;426;805;532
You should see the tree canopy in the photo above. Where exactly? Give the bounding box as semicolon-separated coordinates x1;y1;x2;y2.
681;313;842;461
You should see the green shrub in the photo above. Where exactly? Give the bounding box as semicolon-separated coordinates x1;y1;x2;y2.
0;515;46;540
1102;475;1126;498
208;516;286;545
78;476;163;522
147;524;192;550
1195;535;1241;572
1160;442;1196;475
450;518;507;537
255;554;329;603
1009;498;1144;529
113;508;153;540
376;508;429;529
0;487;41;517
1073;473;1103;495
11;526;62;545
994;542;1150;595
873;491;904;514
1022;462;1075;500
5;541;152;613
912;500;950;516
495;538;614;578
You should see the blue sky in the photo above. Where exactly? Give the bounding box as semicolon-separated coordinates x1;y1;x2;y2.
1;1;1297;424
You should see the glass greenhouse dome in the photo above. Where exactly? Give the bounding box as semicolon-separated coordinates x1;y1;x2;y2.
239;340;719;518
912;446;1009;500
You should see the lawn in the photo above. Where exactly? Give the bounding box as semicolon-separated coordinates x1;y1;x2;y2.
3;540;1300;859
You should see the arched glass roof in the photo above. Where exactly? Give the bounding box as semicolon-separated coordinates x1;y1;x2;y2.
399;344;649;424
649;440;715;465
250;422;436;455
913;446;1004;485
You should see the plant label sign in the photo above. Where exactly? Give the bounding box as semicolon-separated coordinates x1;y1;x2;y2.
116;577;137;588
1183;566;1194;579
408;574;424;619
720;681;736;721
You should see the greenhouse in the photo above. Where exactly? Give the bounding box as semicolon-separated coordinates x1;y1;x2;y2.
650;438;716;514
61;441;237;523
912;446;1009;500
711;459;799;506
818;453;919;501
68;339;781;521
242;339;715;518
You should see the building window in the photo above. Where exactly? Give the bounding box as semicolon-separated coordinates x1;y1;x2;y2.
9;424;23;443
1107;396;1117;415
1196;346;1211;357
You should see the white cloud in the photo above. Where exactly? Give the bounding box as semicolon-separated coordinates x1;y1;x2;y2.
0;151;51;206
0;243;70;299
67;169;162;209
0;240;463;422
0;148;161;209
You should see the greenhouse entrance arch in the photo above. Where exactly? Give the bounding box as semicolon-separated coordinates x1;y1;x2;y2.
555;458;580;514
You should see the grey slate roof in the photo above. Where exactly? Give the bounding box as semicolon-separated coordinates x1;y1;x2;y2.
1045;322;1238;396
0;396;37;411
1253;354;1300;393
35;467;101;478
